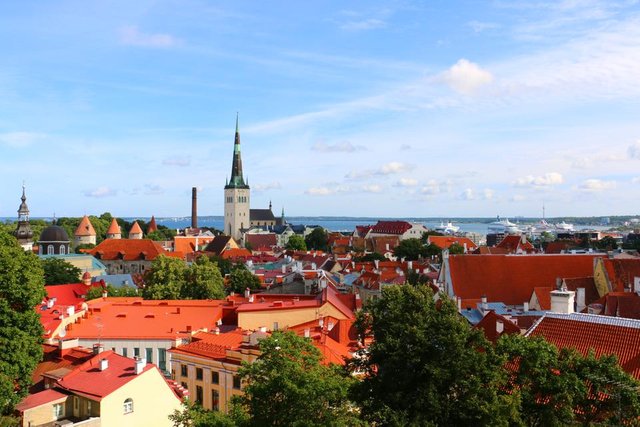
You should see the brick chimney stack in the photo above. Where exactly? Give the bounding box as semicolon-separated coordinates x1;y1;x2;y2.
191;187;198;229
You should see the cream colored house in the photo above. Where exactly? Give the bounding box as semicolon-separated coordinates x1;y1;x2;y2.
16;350;182;427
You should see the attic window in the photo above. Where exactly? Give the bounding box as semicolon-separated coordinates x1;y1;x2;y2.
145;314;155;318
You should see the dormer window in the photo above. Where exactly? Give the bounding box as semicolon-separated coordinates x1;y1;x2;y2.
123;398;133;414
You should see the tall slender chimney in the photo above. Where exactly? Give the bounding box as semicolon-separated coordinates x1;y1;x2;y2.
191;187;198;229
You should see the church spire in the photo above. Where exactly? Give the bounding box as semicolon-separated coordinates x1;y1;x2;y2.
225;114;249;189
14;184;33;249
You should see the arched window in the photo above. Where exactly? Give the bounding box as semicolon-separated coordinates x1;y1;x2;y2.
60;245;65;255
123;398;133;414
47;245;54;255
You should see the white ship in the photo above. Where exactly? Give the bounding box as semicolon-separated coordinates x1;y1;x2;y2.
488;216;521;234
434;221;460;234
555;221;575;232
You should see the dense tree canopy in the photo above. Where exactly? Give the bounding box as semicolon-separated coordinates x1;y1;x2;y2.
351;285;516;426
41;257;82;285
85;284;139;300
285;234;306;251
227;267;261;295
142;255;225;300
392;238;441;260
304;227;329;252
0;233;46;415
233;331;362;426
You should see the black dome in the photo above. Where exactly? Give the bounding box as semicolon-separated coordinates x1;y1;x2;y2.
39;225;70;242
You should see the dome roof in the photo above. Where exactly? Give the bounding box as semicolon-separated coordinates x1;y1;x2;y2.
39;225;70;243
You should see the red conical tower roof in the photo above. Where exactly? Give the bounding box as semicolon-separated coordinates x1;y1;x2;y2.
107;218;121;235
147;216;158;234
75;215;96;237
129;221;143;237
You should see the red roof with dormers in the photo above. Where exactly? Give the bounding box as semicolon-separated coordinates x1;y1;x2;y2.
527;313;640;379
354;225;372;238
64;298;224;341
245;233;277;250
596;292;640;319
602;258;640;292
370;221;412;235
56;350;156;400
88;239;184;261
221;248;252;260
448;254;603;305
30;344;95;392
428;236;478;251
75;215;97;237
495;235;535;253
169;329;246;360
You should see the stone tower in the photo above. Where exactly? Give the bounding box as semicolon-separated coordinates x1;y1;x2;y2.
14;185;34;251
224;114;250;241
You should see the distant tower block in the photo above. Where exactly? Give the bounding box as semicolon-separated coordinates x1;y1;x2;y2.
223;114;250;241
192;187;198;229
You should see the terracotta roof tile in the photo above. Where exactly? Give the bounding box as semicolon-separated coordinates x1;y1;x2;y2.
106;218;121;235
74;215;96;237
370;221;412;235
15;389;68;412
129;221;143;236
88;239;182;261
429;236;478;251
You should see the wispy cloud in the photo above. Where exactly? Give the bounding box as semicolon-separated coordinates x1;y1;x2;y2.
346;161;414;180
119;26;179;48
253;182;282;192
513;172;564;188
362;184;383;193
0;132;47;148
628;140;640;159
579;178;616;192
84;186;117;198
395;178;418;187
468;20;500;33
311;140;366;153
144;184;164;195
305;183;351;196
340;18;387;31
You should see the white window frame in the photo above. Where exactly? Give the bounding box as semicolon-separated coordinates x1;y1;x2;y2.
123;398;134;414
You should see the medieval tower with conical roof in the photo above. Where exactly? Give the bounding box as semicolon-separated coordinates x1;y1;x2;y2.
224;115;250;241
14;185;34;251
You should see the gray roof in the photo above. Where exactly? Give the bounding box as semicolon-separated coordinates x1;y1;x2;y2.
250;209;275;222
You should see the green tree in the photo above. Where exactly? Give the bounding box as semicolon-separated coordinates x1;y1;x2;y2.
351;285;516;426
304;227;328;251
183;256;225;300
594;236;618;251
354;252;386;262
393;238;427;260
420;230;443;242
169;402;235;427
233;331;362;426
448;242;465;254
0;233;46;415
41;257;82;285
285;234;306;251
227;267;261;295
142;255;187;299
85;284;139;300
497;334;640;426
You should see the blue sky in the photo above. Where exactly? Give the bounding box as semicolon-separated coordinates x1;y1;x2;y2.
1;0;640;218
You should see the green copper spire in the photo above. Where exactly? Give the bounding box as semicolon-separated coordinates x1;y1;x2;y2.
225;114;249;189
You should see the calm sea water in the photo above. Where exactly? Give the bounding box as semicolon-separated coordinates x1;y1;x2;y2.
152;217;610;235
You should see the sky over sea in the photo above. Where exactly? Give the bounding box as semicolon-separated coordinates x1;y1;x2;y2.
1;0;640;218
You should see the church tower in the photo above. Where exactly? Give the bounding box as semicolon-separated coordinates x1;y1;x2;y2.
14;185;34;251
224;114;250;241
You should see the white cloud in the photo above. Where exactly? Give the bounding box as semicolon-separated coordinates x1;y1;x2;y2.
442;59;494;95
632;177;640;184
395;178;418;187
253;182;282;192
163;156;191;167
483;188;495;200
571;157;593;169
0;132;46;148
346;161;413;180
459;188;475;200
305;184;351;196
362;184;383;193
119;26;178;48
628;140;640;159
579;179;617;192
311;140;365;153
84;186;117;198
514;172;564;188
421;180;445;195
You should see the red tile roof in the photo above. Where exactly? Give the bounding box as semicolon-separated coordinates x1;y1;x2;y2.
354;225;372;238
602;258;640;292
88;239;184;261
428;236;478;251
75;215;96;237
447;254;603;305
30;344;94;392
370;221;412;235
129;221;143;236
532;287;553;310
474;311;520;343
169;329;245;360
495;235;535;253
527;313;640;379
57;350;155;400
245;233;277;250
599;292;640;319
65;298;224;340
173;236;215;254
45;283;100;307
221;248;252;260
15;388;68;412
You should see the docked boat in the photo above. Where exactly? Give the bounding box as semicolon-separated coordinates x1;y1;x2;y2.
434;221;460;234
488;217;521;234
555;221;574;232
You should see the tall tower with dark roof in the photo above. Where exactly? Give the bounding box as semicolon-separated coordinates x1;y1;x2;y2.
224;114;250;241
14;185;34;251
